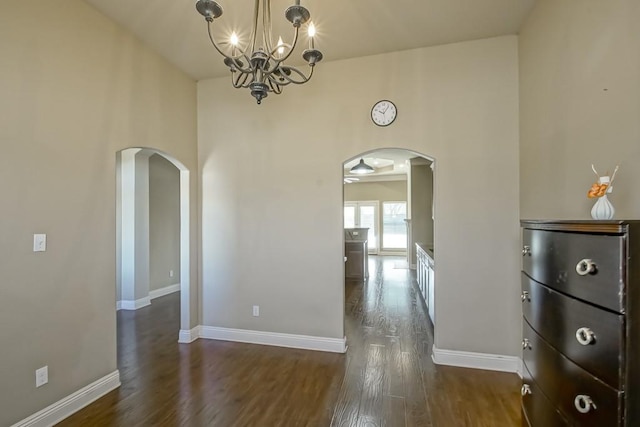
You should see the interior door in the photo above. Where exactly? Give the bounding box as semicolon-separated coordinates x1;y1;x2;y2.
344;201;379;254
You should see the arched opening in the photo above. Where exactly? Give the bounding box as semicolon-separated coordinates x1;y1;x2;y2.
116;147;192;341
342;148;436;349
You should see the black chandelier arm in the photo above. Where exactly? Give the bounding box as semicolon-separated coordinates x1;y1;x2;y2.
264;27;300;70
206;22;234;61
229;55;255;75
270;64;314;86
265;73;284;87
259;0;303;58
206;23;255;74
267;79;283;95
231;71;254;89
265;71;291;88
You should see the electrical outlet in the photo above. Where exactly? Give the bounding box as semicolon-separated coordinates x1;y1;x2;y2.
252;305;259;317
169;270;174;278
35;366;48;387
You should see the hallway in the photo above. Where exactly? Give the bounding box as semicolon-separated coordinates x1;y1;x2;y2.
58;256;519;426
339;256;520;426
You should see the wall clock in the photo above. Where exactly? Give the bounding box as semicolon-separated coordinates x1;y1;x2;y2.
371;100;397;127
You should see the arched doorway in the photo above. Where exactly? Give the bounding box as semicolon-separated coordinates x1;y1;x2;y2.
116;147;192;341
342;148;436;344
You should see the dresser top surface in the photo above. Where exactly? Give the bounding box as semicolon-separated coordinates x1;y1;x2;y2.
521;219;640;233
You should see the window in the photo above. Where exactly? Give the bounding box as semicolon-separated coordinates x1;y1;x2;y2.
344;201;379;254
382;202;407;249
344;205;356;229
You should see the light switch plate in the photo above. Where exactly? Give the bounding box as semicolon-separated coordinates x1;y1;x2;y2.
33;234;47;252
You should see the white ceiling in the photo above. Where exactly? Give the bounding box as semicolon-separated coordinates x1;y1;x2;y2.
84;0;535;80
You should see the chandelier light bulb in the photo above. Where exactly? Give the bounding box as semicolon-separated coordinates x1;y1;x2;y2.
230;32;239;46
277;37;285;55
307;22;316;49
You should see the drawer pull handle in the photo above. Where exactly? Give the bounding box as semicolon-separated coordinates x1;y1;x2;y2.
576;327;596;345
574;395;596;414
576;259;596;276
522;338;531;350
521;384;532;396
521;291;530;302
522;245;531;256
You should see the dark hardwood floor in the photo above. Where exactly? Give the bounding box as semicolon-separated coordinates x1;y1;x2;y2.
58;256;520;427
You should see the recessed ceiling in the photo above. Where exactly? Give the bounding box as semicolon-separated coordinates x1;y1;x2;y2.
344;148;431;181
84;0;535;80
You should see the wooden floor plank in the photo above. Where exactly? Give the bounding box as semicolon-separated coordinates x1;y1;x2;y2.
356;344;387;427
383;395;406;427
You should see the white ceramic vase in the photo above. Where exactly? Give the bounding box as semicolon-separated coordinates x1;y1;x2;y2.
591;194;615;220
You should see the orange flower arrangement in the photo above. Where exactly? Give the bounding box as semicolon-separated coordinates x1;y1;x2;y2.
587;164;619;199
587;182;609;198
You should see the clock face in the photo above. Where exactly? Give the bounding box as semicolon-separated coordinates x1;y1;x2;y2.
371;100;397;126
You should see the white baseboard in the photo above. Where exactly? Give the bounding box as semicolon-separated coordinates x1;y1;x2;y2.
432;345;521;373
199;326;347;353
12;371;120;427
149;283;180;300
117;297;151;311
178;326;201;344
116;285;178;311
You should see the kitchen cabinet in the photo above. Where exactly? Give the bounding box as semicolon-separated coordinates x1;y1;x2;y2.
416;243;435;324
345;228;369;281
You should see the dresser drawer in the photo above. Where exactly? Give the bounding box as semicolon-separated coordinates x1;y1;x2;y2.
522;228;625;312
522;365;568;427
523;322;622;426
522;275;624;389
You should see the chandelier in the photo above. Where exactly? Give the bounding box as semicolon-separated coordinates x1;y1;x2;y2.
195;0;323;104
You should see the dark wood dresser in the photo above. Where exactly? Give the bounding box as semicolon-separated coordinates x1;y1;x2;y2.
520;220;640;426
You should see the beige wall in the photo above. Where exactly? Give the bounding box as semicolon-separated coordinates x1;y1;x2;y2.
520;0;640;218
344;180;407;202
198;36;520;357
0;1;197;425
149;154;181;291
